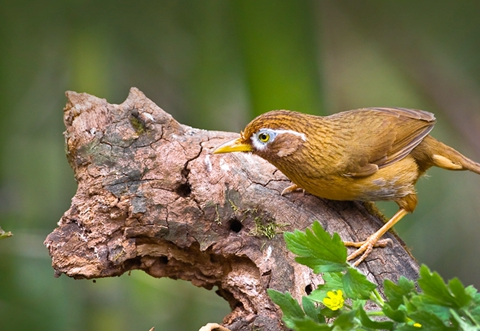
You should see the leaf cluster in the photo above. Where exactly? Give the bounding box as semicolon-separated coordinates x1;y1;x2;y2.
268;221;480;330
0;225;12;240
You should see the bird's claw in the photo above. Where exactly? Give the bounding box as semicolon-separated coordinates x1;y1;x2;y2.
344;238;393;267
281;184;305;196
343;238;392;248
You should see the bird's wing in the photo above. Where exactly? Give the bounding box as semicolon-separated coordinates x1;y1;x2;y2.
339;107;436;177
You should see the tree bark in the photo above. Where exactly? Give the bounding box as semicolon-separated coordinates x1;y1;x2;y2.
45;88;419;331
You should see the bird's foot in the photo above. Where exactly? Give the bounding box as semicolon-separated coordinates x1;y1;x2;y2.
344;237;393;267
281;184;305;196
343;238;392;248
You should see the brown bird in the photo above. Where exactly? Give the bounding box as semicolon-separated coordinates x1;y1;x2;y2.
213;108;480;266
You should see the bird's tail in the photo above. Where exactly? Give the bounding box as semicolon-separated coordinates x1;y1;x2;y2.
420;135;480;175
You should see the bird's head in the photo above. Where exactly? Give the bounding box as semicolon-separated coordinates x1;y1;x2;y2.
213;110;311;164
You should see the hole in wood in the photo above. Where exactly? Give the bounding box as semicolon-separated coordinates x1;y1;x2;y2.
305;284;313;295
175;182;191;197
159;256;168;264
228;218;243;233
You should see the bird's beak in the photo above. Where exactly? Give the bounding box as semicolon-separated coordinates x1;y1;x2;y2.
213;137;252;154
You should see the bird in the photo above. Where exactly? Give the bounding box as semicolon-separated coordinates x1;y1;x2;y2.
213;107;480;266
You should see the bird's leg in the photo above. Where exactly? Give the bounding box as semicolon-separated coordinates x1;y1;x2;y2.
345;208;409;267
343;238;392;248
281;183;304;196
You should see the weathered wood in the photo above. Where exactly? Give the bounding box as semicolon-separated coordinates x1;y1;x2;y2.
45;88;419;331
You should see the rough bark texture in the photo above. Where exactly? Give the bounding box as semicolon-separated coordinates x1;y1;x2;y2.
45;88;419;331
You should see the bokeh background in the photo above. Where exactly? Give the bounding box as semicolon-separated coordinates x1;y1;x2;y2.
2;1;480;330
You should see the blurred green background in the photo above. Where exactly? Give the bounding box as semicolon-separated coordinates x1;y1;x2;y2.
2;0;480;330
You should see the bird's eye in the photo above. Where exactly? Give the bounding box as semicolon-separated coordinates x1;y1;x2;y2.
258;132;270;143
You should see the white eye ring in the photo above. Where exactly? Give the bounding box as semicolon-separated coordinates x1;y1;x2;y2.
252;129;277;150
251;128;306;151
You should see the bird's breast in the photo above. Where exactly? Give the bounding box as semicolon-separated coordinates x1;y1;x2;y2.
277;155;421;202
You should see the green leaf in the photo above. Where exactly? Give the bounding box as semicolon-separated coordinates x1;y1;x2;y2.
284;221;348;273
396;323;439;331
382;304;406;323
465;285;478;298
289;317;333;331
418;265;450;305
358;305;394;330
448;277;472;307
406;310;455;331
342;267;377;300
418;265;471;309
384;277;416;310
332;309;357;329
308;289;329;304
308;272;343;303
302;296;323;323
450;309;480;331
470;292;480;322
267;289;304;328
0;226;12;239
324;272;344;289
396;326;419;331
409;295;451;322
320;306;341;319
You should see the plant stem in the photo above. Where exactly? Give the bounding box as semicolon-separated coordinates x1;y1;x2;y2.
369;289;385;307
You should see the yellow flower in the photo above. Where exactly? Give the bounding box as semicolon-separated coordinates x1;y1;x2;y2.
413;322;422;328
323;290;344;311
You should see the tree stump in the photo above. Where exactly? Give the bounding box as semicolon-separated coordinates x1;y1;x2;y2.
44;88;419;331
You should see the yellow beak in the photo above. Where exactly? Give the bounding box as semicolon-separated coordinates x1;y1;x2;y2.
213;137;252;154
